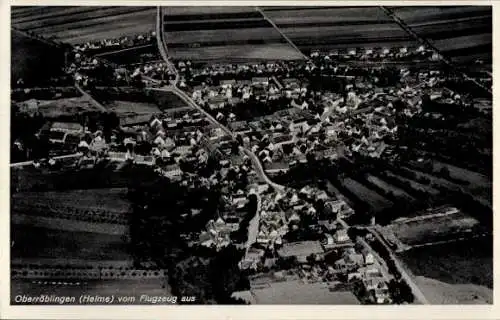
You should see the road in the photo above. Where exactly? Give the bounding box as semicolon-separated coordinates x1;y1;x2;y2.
367;227;430;304
75;83;107;112
255;7;310;61
10;153;83;168
156;6;179;86
154;10;286;192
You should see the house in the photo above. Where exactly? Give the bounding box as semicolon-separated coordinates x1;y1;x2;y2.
208;95;227;110
135;155;155;166
333;229;350;243
277;241;325;264
163;164;182;179
51;122;84;134
239;247;265;270
252;77;269;86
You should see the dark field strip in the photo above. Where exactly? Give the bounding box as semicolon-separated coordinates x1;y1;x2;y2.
394;6;492;24
443;44;492;59
412;19;491;37
12;6;109;24
11;225;131;261
164;11;262;22
166;38;287;48
262;6;365;11
164;19;271;31
11;6;53;19
416;26;492;41
410;14;491;29
275;20;396;28
20;7;153;31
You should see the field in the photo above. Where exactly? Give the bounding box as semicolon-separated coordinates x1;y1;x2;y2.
11;6;156;44
390;6;492;63
263;6;417;52
365;174;416;201
398;237;492;303
11;225;130;260
97;44;162;66
341;177;393;212
11;30;67;87
163;6;304;61
150;90;190;110
14;94;101;118
383;171;440;196
383;211;482;247
12;188;132;214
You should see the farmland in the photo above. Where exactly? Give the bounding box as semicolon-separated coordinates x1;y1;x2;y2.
12;225;130;260
341;177;393;212
382;210;482;247
390;6;492;63
398;236;493;303
13;94;102;118
262;6;418;52
162;6;304;61
97;44;162;66
365;174;416;202
11;6;156;44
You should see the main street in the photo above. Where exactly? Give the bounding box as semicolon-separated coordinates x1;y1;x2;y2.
154;7;285;192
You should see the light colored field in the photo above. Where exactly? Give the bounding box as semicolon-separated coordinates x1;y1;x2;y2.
342;178;393;211
264;6;416;50
387;212;480;246
415;276;492;304
165;27;284;44
413;276;492;304
264;7;392;22
164;6;255;16
251;280;360;304
15;95;101;118
277;24;410;40
170;43;305;61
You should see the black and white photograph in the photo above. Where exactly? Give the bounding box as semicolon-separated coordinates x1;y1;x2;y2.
7;3;493;309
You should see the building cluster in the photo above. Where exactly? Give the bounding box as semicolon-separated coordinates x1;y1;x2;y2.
309;45;437;62
73;31;156;53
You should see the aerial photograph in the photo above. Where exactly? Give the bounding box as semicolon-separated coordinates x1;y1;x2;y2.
10;5;492;305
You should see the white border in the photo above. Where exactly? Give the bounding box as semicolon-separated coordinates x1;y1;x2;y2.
1;1;498;319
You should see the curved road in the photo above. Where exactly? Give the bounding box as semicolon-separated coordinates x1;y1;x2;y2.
155;8;285;192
